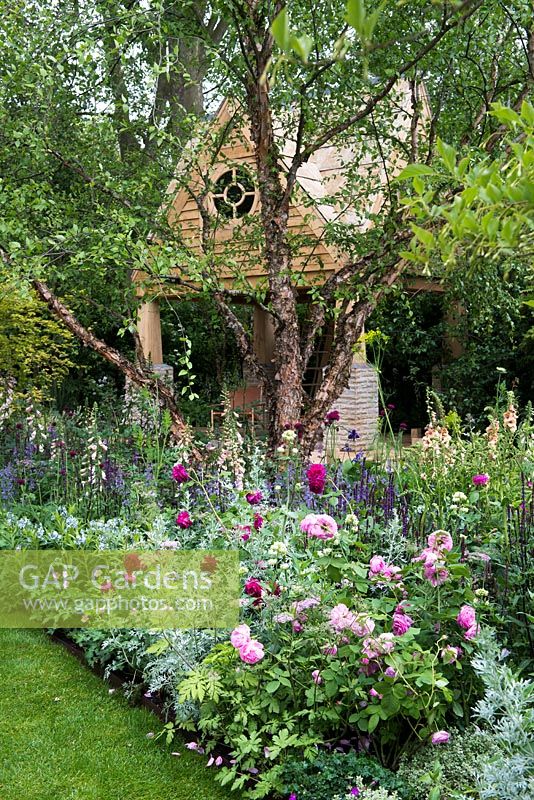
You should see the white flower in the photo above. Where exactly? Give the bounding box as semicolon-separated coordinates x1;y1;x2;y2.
345;513;359;530
452;491;467;503
281;429;297;444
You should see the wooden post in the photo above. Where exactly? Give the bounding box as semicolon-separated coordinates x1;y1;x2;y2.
138;300;163;365
253;305;276;367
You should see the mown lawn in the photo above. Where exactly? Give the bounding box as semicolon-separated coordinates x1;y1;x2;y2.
0;629;235;800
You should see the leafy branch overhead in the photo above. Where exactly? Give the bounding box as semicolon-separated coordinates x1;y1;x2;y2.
396;101;534;269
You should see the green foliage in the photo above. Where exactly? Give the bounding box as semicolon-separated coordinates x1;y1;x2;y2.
0;285;75;401
280;750;407;800
398;101;534;269
397;727;499;799
467;632;534;800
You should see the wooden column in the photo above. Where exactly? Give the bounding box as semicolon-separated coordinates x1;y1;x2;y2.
138;300;163;365
253;305;276;367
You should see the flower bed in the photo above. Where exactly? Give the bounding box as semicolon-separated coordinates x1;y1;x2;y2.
0;394;533;799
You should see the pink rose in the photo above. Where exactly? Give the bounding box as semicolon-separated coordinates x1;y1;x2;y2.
457;605;477;630
431;730;450;744
369;555;386;575
230;624;251;649
300;513;338;539
425;564;449;586
392;609;413;636
239;639;265;664
427;530;453;551
329;603;356;632
351;614;375;637
464;623;480;641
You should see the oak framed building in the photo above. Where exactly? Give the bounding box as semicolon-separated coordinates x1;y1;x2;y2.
134;86;434;449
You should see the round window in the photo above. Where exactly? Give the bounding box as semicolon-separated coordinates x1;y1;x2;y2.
212;166;257;220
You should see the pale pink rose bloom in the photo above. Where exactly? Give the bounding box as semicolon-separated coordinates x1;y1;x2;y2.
351;614;375;637
428;530;453;551
329;603;356;632
301;513;338;539
239;639;265;664
457;605;477;630
369;555;386;574
425;564;449;586
431;730;450;744
464;623;480;641
323;644;338;656
440;645;462;663
311;669;322;684
230;624;251;649
161;540;179;549
378;632;395;653
274;612;294;624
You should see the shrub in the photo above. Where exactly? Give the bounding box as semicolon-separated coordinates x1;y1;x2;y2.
397;727;499;799
280;750;407;800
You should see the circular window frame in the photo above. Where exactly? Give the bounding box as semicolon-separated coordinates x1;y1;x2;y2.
208;163;259;223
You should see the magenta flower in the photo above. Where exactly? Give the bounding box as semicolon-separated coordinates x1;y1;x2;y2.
369;687;382;699
300;513;338;540
253;513;264;530
306;463;327;494
384;667;397;678
325;409;340;425
245;490;263;505
350;789;360;797
472;473;490;487
323;644;338;656
176;510;193;529
172;463;190;483
431;730;450;744
288;794;298;800
244;578;263;599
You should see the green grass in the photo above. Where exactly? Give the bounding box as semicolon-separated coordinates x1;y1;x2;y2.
0;629;236;800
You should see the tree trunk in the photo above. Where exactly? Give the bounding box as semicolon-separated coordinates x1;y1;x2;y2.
32;280;192;445
245;36;303;448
